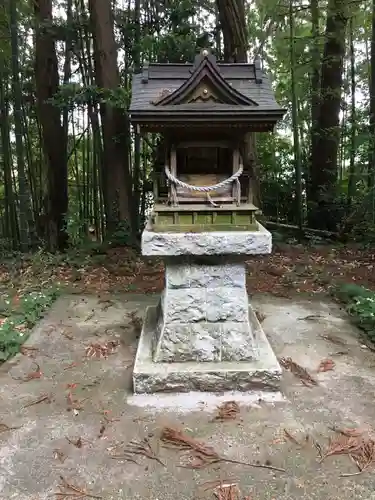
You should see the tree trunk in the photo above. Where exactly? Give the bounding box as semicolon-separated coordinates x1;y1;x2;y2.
308;0;320;212
309;0;348;230
216;0;247;62
34;0;69;251
76;0;105;238
62;0;73;141
0;71;18;249
88;0;134;237
215;0;261;207
9;0;35;251
368;0;375;188
347;17;356;205
132;0;142;234
289;0;303;232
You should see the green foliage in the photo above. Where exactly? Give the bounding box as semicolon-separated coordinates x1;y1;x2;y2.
334;283;374;303
108;220;134;246
334;284;375;343
347;294;375;342
50;84;131;109
0;289;59;362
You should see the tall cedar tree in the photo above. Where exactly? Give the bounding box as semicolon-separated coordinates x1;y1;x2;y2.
34;0;69;250
309;0;348;230
216;0;261;207
88;0;134;237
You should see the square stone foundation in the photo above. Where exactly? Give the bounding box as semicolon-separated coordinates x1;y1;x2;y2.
133;222;282;394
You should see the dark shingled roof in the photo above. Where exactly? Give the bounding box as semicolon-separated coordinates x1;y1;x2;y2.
129;51;285;128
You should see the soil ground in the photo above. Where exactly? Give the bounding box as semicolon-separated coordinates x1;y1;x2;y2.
1;243;374;298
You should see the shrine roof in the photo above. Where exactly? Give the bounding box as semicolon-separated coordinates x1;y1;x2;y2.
129;51;285;128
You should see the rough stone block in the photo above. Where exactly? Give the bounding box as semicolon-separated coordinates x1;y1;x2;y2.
206;288;248;322
142;223;272;257
165;262;246;290
154;323;221;362
165;264;190;289
161;288;206;323
221;323;257;361
154;261;255;362
133;305;282;393
189;264;245;289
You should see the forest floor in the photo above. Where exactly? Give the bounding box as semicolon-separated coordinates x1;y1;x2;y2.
0;242;374;299
2;293;375;499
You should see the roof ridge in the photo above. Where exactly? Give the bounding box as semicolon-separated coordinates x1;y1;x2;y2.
153;52;257;107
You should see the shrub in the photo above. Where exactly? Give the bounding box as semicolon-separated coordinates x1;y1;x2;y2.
334;283;375;343
0;289;59;362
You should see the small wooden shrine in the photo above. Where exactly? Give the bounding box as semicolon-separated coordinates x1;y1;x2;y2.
130;49;284;232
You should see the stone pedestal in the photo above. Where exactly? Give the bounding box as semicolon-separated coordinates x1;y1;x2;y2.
133;222;282;393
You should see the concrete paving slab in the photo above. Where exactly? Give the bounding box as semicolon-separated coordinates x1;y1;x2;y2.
1;293;375;499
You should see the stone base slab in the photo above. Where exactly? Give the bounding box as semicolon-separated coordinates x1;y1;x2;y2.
142;222;272;257
133;305;282;394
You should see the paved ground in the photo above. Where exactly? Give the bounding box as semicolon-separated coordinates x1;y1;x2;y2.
1;293;375;499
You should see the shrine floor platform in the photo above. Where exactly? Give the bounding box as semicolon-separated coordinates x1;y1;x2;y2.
1;293;375;499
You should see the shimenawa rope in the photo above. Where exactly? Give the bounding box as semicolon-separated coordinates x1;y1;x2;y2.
164;164;243;206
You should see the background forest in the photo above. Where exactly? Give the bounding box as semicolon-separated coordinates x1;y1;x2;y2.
0;0;374;252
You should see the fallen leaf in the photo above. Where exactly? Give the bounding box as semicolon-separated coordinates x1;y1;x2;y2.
320;433;375;475
66;437;83;448
329;426;364;437
317;359;335;372
199;479;238;493
0;422;21;433
266;265;284;277
85;340;119;359
298;315;322;321
284;428;300;446
160;427;285;472
255;310;266;323
98;408;120;424
66;391;87;411
329;351;349;356
11;362;43;382
64;362;78;370
279;357;318;387
160;426;219;463
214;483;240;500
85;311;95;322
109;437;164;466
22;392;52;408
54;475;102;499
20;346;39;358
62;330;74;340
128;311;143;334
319;334;347;346
98;299;114;311
53;449;67;463
213;401;240;421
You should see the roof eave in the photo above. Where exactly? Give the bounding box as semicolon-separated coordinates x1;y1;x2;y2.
129;108;286;124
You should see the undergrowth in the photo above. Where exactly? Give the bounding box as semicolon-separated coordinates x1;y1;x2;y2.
0;289;59;362
334;283;375;343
